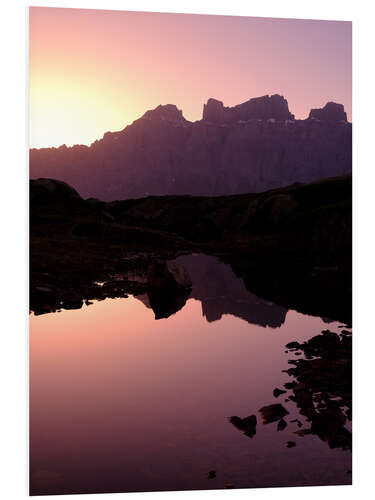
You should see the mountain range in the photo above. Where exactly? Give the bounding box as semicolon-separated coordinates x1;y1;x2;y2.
30;94;351;201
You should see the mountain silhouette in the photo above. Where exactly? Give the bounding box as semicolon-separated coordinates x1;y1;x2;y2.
30;94;351;201
133;254;288;327
176;254;288;327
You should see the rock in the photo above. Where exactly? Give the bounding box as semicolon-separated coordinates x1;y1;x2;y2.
33;304;55;315
146;259;192;319
147;287;191;320
30;285;59;312
285;341;300;350
290;418;303;428
286;441;296;448
277;418;287;431
294;428;312;436
35;286;54;293
341;330;352;336
147;260;192;291
228;415;257;438
273;388;287;398
259;404;289;424
30;178;81;203
60;291;83;310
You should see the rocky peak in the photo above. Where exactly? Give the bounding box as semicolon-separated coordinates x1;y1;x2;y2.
309;102;347;122
142;104;186;123
202;98;225;122
202;94;294;123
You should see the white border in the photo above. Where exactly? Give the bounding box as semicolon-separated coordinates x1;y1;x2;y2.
1;1;374;499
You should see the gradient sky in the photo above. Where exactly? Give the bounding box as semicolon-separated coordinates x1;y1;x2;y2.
29;7;352;149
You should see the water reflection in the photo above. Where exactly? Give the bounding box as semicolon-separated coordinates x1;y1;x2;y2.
133;254;288;326
29;254;351;495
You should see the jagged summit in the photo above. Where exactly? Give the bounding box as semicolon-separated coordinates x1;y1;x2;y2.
142;104;186;122
202;94;294;123
309;102;348;122
30;94;351;201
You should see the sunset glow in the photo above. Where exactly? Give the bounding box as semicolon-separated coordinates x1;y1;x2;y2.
29;7;352;148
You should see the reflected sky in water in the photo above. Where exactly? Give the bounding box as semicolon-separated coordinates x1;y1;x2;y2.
29;255;351;495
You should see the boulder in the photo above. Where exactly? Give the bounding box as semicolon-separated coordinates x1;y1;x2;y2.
273;388;287;398
146;287;191;320
228;414;257;438
147;260;192;291
60;290;83;310
286;441;296;448
30;178;81;203
259;403;289;424
277;418;287;431
146;260;192;319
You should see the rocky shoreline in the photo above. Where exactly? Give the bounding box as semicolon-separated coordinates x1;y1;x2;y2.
230;327;352;454
30;174;351;323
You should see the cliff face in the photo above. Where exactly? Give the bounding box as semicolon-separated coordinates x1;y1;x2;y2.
202;94;294;122
30;95;352;201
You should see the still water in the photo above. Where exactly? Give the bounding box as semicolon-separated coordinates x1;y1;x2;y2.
29;254;351;495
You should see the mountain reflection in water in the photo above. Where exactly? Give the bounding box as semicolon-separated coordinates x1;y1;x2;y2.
176;254;288;327
134;254;288;327
30;254;351;495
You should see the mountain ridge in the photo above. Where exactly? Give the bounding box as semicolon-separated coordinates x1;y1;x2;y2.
30;94;352;201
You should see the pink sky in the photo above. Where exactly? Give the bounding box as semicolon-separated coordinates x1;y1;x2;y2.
29;7;352;148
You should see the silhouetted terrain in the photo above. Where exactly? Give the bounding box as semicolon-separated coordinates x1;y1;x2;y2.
176;254;288;327
30;95;351;200
30;174;351;323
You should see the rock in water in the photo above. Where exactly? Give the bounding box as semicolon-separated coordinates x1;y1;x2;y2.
147;260;192;319
259;404;289;424
273;388;287;398
228;414;257;438
147;287;191;320
286;441;296;448
277;418;287;431
147;260;192;291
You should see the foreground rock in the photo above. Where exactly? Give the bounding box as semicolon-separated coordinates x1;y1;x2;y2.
282;329;352;451
147;260;192;291
259;404;289;424
238;329;352;452
228;415;257;438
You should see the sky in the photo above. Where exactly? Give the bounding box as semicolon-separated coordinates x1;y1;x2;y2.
29;7;352;149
